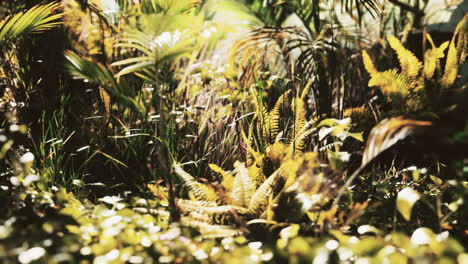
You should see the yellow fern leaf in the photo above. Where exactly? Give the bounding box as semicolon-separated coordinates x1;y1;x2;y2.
99;87;111;123
248;164;266;188
247;169;284;215
343;106;367;119
180;216;243;238
387;35;422;79
269;89;291;141
441;39;459;87
230;163;255;207
440;13;466;88
241;127;262;167
147;183;168;201
301;79;314;100
173;164;219;202
362;50;377;75
209;164;234;192
292;97;307;142
424;34;448;79
369;69;410;97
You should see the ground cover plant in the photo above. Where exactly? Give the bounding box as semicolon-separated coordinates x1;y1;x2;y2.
0;0;467;263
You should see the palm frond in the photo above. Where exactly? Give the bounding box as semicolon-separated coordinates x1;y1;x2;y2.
0;2;64;43
112;28;194;82
361;116;432;167
64;50;144;114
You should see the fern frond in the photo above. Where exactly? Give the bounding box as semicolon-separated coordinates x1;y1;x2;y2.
290;127;317;153
180;217;243;238
424;34;448;79
177;199;219;210
441;14;467;87
362;50;377;75
230;163;255;207
441;40;458;87
291;96;307;148
248;169;284;215
177;199;247;216
369;69;410;98
269;90;291;142
173;164;219;202
252;87;270;143
99;87;111;123
387;35;422;79
147;183;168;201
241;127;262;167
301;79;314;100
343;106;368;120
248;165;266;188
318;142;343;151
208;164;234;192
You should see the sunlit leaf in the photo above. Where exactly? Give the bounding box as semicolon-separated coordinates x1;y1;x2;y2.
397;187;420;221
362;117;431;167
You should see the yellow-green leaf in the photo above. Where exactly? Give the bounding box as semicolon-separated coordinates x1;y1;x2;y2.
397;187;420;221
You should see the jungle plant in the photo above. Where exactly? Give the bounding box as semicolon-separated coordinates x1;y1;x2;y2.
362;14;468;116
244;80;363;178
172;151;337;237
0;2;64;113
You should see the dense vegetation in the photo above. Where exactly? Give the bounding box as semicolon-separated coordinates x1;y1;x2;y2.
0;0;467;263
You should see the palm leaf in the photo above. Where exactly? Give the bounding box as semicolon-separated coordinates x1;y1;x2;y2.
64;50;144;114
333;117;432;208
112;29;194;82
0;2;64;43
361;116;432;167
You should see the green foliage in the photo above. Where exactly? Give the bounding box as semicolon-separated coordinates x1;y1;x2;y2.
0;3;63;44
0;0;467;263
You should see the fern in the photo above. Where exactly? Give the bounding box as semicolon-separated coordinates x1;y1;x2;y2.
180;217;242;238
230;163;256;207
173;164;219;202
363;22;467;114
423;34;449;79
387;35;422;79
269;90;291;141
247;169;284;215
441;14;467;88
208;164;234;192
